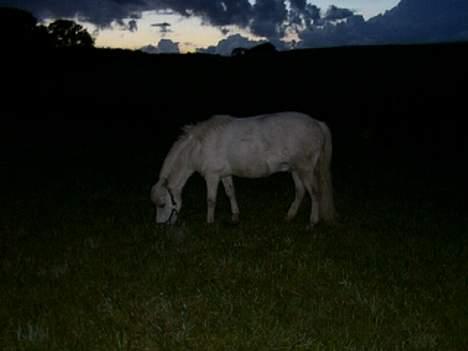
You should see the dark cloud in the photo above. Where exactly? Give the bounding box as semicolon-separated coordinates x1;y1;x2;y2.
1;1;344;37
298;0;468;48
0;0;145;27
128;19;138;31
3;0;467;49
249;0;288;40
298;17;367;48
323;5;354;21
161;0;253;27
151;22;172;34
290;2;320;26
366;0;468;44
220;27;230;36
290;0;307;11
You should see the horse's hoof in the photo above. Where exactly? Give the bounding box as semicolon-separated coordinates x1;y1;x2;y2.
232;213;240;224
285;214;295;222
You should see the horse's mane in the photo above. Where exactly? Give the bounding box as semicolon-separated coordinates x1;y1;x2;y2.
182;114;233;142
159;115;233;179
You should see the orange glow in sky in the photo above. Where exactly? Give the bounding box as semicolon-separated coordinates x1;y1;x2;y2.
93;12;244;52
81;1;400;52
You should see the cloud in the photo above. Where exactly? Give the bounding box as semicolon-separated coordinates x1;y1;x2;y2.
323;5;354;21
196;33;289;55
197;33;264;55
4;0;468;49
151;22;172;34
298;0;468;48
128;19;138;32
365;0;468;44
3;1;352;37
289;1;320;28
249;0;288;40
140;38;180;54
1;0;146;28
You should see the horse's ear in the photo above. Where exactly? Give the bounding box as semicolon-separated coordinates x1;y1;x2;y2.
182;124;194;134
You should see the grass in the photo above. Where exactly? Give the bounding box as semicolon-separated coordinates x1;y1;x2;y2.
1;140;467;350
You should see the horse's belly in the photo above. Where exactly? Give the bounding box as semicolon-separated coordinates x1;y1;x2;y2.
226;138;291;177
230;158;289;178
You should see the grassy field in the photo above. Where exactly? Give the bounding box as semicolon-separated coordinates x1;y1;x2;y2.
1;137;467;350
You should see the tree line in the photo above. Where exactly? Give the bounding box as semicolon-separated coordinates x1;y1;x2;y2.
0;7;94;50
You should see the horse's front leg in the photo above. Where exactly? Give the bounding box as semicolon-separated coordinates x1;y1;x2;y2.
222;176;240;223
205;175;220;223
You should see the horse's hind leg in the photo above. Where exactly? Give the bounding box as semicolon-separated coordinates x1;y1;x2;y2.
286;171;305;221
222;176;240;223
304;177;319;229
205;175;220;223
300;157;320;229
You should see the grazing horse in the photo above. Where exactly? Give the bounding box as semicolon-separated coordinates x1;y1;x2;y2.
150;111;335;228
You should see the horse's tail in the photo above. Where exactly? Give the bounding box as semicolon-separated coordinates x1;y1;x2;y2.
316;121;336;222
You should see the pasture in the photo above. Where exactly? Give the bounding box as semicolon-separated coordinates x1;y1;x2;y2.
1;127;467;350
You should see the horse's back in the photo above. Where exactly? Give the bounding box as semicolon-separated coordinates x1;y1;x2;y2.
236;110;319;128
227;111;324;145
201;111;326;177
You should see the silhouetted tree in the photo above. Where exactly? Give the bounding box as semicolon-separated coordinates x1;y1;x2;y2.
48;19;94;48
247;42;277;55
0;7;37;49
33;24;54;48
231;47;247;57
231;43;278;57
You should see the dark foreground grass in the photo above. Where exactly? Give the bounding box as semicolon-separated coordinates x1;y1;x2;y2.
1;145;467;350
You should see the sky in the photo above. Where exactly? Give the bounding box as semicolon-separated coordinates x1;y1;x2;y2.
2;0;468;54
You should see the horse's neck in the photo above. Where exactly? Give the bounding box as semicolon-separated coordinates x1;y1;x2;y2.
160;138;195;192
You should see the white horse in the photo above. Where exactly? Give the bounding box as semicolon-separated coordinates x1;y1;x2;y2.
150;111;335;228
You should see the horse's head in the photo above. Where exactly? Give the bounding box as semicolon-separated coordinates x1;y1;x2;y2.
151;179;179;224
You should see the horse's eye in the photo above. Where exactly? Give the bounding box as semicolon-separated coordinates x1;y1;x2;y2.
157;204;165;209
